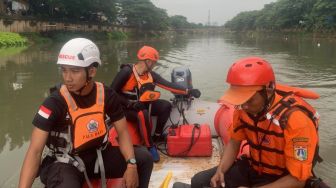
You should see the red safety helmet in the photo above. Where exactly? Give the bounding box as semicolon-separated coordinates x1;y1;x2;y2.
137;46;159;62
220;57;275;105
227;57;275;86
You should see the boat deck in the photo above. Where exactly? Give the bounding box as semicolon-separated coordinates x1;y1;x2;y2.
150;138;222;187
13;138;222;188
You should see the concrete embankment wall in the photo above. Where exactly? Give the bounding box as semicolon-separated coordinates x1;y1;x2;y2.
0;18;134;33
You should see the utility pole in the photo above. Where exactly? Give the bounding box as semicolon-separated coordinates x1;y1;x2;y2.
207;9;211;27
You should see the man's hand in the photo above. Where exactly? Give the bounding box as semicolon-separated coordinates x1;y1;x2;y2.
188;88;201;98
210;169;225;188
123;164;139;188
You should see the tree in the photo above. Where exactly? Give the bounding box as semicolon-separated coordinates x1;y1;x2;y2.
225;0;336;31
28;0;118;23
310;0;336;29
225;11;259;31
169;15;190;29
117;0;169;31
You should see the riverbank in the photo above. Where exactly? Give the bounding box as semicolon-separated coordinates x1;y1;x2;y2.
224;29;336;40
0;30;131;48
21;30;175;45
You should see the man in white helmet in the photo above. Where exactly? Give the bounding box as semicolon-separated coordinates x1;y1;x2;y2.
19;38;153;188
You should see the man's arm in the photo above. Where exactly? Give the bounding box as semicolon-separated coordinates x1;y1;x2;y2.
19;127;48;188
218;139;241;172
211;139;241;187
151;71;188;95
114;117;135;160
113;117;139;188
262;110;317;188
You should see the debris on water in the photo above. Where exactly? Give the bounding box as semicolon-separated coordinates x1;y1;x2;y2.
12;82;23;90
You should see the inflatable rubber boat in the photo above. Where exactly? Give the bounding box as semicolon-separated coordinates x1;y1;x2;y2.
84;67;246;188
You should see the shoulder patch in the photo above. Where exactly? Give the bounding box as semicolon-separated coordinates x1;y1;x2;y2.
294;145;308;161
38;105;52;119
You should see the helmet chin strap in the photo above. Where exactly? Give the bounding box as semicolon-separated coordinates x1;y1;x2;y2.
255;84;275;119
144;60;152;72
76;67;92;95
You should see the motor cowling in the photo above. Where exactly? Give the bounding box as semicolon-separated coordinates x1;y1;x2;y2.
171;67;193;98
171;67;193;89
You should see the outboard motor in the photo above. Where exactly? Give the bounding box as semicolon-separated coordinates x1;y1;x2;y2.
171;67;193;98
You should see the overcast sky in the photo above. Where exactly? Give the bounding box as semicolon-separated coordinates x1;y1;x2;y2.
151;0;277;25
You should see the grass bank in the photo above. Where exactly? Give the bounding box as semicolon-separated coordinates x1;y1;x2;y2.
0;32;27;47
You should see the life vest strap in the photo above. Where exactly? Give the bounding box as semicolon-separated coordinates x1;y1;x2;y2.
50;131;69;141
55;154;80;168
122;91;138;95
247;139;284;154
96;82;104;106
74;155;93;188
122;91;139;102
273;99;295;117
132;65;154;88
250;156;287;172
94;148;106;188
236;121;284;137
60;85;78;111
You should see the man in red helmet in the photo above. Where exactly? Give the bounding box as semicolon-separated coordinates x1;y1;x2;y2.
111;45;201;162
184;57;321;188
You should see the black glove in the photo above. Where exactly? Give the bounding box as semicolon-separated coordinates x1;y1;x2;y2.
127;101;146;111
188;89;201;98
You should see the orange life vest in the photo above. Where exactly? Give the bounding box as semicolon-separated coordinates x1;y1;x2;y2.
121;65;158;102
234;84;319;176
60;82;108;153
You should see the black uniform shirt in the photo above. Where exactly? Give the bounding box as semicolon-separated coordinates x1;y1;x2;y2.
32;84;124;132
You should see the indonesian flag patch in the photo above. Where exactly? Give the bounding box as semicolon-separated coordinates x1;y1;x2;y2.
294;145;308;161
38;105;52;119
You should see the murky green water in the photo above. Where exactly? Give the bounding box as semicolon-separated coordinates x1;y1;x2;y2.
1;34;335;187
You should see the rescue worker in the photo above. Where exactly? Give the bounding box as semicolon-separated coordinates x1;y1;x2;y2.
111;45;201;162
19;38;153;188
189;57;321;188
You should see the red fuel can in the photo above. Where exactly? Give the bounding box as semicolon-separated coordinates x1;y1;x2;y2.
167;124;212;157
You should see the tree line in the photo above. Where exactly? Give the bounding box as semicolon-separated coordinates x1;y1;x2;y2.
224;0;336;31
26;0;205;31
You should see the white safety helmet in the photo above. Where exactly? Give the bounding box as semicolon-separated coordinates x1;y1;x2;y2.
57;38;101;67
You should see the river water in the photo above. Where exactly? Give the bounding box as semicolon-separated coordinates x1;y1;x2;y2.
0;33;335;187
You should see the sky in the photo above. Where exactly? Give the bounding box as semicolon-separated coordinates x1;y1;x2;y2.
151;0;277;26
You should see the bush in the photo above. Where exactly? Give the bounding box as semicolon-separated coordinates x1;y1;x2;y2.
107;31;128;40
0;32;28;47
2;19;14;26
20;32;51;44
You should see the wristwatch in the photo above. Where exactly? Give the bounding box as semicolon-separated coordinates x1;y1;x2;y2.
126;158;137;165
